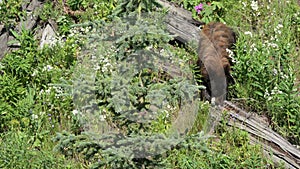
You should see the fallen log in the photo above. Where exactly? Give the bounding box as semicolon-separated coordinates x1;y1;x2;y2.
223;101;300;169
157;0;203;46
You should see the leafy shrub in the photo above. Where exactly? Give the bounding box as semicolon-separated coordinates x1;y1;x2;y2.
113;0;162;17
0;0;25;27
0;131;81;169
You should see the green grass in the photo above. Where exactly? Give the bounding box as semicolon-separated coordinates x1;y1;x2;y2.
0;0;299;168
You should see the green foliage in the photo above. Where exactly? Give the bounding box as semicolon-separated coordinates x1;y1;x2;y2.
168;0;227;23
78;0;117;21
0;26;79;132
0;131;81;169
54;126;280;169
39;0;63;22
163;113;284;169
50;12;204;168
39;0;117;35
113;0;162;17
57;15;74;35
0;0;26;27
198;1;225;23
225;0;300;144
1;0;298;168
67;0;86;11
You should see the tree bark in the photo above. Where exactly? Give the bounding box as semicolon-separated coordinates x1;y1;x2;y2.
156;0;204;46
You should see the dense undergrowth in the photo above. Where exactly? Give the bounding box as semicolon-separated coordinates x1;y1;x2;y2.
0;0;299;168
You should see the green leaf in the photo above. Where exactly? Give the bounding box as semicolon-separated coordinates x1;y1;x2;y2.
10;29;19;39
254;91;263;96
7;39;19;45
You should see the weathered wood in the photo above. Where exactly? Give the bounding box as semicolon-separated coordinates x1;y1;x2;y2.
223;101;300;169
157;0;203;46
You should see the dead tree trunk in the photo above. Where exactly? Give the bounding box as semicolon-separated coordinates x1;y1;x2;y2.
157;0;203;46
223;101;300;169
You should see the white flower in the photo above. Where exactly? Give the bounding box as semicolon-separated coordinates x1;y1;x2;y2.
99;115;106;121
250;44;257;52
72;110;79;116
250;0;258;11
241;2;247;8
264;89;270;97
94;65;100;71
31;69;38;76
274;24;283;34
53;86;63;94
244;31;253;37
45;88;51;94
272;69;278;75
102;66;108;73
281;74;289;79
43;65;53;71
39;89;44;95
268;43;278;48
32;114;38;119
47;65;53;71
267;96;272;101
226;48;236;63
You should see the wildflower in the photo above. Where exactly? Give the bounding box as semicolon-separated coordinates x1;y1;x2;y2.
53;86;63;95
226;48;236;63
267;96;272;101
250;43;257;52
264;89;270;97
94;64;100;71
47;65;53;71
272;68;278;76
250;0;258;11
195;3;203;14
274;23;283;34
281;74;289;79
45;87;51;94
72;109;79;116
268;43;278;48
99;115;106;121
31;69;38;77
32;114;38;120
242;2;247;8
244;31;253;37
43;65;53;71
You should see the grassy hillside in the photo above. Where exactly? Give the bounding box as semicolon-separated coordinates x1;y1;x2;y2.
0;0;299;168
